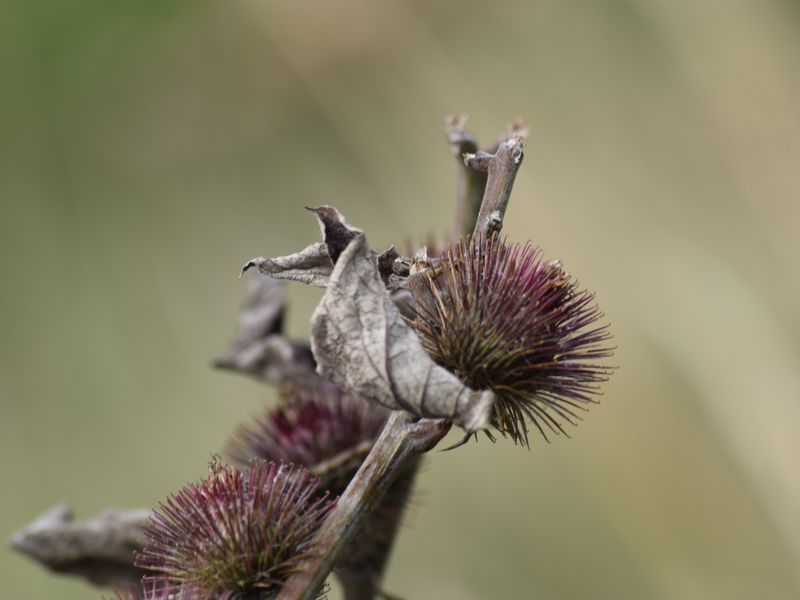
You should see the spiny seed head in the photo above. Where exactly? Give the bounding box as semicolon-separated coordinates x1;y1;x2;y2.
227;377;418;581
227;378;388;494
411;234;614;446
135;458;334;599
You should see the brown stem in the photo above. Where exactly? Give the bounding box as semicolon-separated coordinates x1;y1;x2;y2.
277;411;451;600
445;116;488;238
467;136;525;237
335;453;421;600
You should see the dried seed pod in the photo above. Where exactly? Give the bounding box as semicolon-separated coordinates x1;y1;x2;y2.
135;459;334;599
411;234;614;446
228;378;420;596
227;378;388;493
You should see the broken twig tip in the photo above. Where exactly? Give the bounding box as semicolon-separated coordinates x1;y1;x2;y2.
510;139;525;165
463;150;494;172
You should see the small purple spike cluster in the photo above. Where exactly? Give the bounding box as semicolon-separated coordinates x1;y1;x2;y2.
134;459;333;599
228;379;388;492
120;230;613;599
11;120;619;600
412;234;614;446
227;378;420;590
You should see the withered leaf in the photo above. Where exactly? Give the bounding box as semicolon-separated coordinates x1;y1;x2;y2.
306;205;360;265
240;205;362;287
242;242;332;288
310;228;493;432
241;207;493;431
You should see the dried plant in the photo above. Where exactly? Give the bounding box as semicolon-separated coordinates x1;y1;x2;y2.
135;459;334;599
10;117;614;600
228;377;421;598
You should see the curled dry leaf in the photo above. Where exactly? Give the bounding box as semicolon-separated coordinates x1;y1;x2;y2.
9;504;151;588
242;206;493;432
240;206;360;288
306;205;360;264
310;225;493;432
242;242;333;288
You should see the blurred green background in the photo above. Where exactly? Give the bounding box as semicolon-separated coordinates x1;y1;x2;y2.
2;0;799;598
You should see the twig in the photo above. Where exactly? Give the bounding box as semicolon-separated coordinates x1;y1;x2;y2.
277;411;451;600
467;136;525;237
445;116;487;237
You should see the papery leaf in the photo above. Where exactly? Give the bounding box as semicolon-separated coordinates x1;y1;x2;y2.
310;227;493;432
242;242;332;287
306;205;360;265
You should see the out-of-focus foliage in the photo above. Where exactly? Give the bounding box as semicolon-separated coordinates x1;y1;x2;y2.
1;1;799;598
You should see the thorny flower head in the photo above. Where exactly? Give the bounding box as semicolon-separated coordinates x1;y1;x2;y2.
227;378;388;493
227;378;419;581
412;234;614;446
135;458;334;599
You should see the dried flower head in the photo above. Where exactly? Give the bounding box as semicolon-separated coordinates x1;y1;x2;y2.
227;377;419;592
411;234;614;446
227;378;388;493
135;458;334;599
